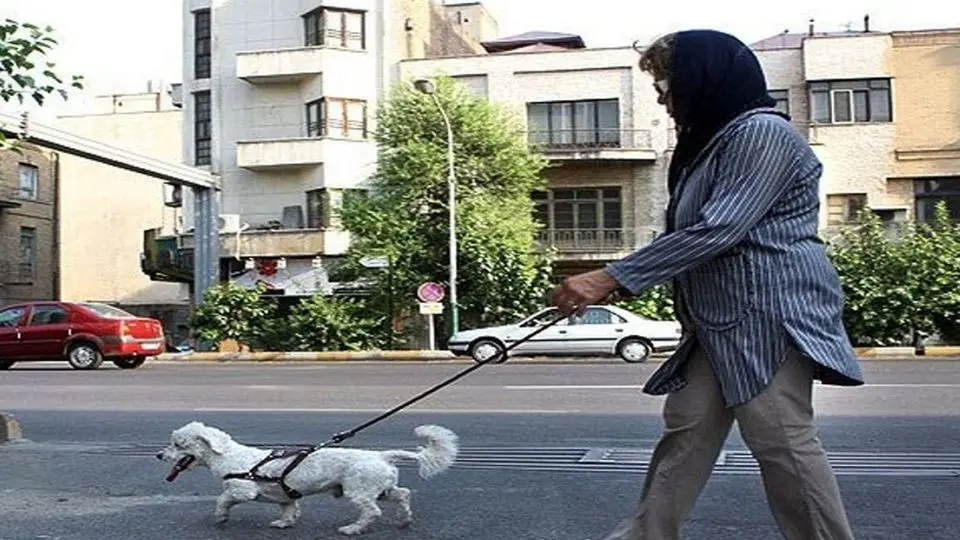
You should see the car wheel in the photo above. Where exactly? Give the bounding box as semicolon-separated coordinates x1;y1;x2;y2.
470;339;507;364
618;338;652;363
0;360;14;370
113;357;147;370
67;342;104;370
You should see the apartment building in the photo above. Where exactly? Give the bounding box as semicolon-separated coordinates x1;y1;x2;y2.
400;32;674;276
753;22;960;233
149;0;494;299
0;144;58;305
56;87;190;339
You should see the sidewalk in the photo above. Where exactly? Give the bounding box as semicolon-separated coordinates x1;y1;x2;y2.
156;346;960;364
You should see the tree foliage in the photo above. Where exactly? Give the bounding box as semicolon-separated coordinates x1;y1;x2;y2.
617;283;675;321
190;282;277;350
0;19;84;149
286;294;385;352
339;76;554;335
829;202;960;345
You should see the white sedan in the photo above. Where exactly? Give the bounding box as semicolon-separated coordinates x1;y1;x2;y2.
447;305;683;363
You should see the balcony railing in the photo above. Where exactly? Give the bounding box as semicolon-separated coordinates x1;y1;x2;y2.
538;228;633;253
0;185;22;208
527;129;653;151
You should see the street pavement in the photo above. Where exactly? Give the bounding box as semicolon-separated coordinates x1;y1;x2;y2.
1;360;959;539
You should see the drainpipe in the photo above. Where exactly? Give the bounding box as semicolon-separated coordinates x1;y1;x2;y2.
52;152;61;300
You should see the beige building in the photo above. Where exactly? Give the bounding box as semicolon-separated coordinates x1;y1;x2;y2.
56;88;189;336
753;23;960;233
400;31;673;276
0;144;58;305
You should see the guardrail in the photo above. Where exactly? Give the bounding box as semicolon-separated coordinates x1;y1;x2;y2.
538;228;634;252
526;129;653;151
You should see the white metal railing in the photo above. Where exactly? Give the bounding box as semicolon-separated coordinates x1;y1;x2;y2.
526;129;653;151
538;228;633;252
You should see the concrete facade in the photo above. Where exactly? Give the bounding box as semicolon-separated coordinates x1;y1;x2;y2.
0;144;58;305
399;45;673;272
56;91;188;307
173;0;491;294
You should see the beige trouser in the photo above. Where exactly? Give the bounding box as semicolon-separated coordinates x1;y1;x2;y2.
602;345;855;540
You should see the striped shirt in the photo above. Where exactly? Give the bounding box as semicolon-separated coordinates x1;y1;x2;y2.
606;109;864;407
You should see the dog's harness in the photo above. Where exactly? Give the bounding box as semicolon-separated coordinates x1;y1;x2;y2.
222;446;317;499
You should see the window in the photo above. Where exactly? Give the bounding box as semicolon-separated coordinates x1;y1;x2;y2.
29;305;69;325
18;163;38;200
526;99;620;148
194;91;211;166
194;9;211;79
810;79;891;124
306;98;367;139
533;187;625;251
570;307;627;326
826;194;867;225
0;307;25;328
18;227;36;280
304;8;365;49
915;177;960;223
306;188;328;229
769;90;789;115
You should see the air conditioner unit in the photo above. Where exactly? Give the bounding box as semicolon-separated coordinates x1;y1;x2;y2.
218;214;242;234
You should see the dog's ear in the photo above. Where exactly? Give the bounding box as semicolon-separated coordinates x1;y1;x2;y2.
197;431;228;455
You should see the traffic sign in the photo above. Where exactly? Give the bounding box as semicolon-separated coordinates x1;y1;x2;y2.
417;282;445;303
360;256;390;269
419;302;444;315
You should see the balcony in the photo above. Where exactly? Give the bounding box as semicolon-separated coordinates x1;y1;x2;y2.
538;228;635;257
236;138;328;170
180;228;333;258
236;45;367;84
0;186;22;209
527;129;657;161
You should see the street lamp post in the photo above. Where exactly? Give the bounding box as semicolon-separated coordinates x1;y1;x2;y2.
413;78;459;334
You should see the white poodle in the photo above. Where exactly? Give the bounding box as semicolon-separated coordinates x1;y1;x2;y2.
156;421;459;536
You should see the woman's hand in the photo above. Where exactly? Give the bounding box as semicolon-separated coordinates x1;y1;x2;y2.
549;269;622;316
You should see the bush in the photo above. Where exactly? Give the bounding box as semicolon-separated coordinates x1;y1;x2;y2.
286;294;386;352
190;282;277;350
617;283;675;320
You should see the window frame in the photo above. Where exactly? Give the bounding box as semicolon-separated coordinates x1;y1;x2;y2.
194;91;212;166
303;7;366;49
526;98;621;148
305;97;368;139
193;9;211;79
17;163;38;201
809;79;892;125
915;177;960;224
18;226;36;280
769;89;789;116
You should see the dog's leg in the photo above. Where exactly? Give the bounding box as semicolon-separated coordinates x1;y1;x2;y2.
214;491;241;525
269;500;301;529
338;496;382;536
382;487;413;527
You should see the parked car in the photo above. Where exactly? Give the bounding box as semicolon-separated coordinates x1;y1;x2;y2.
447;305;683;363
0;302;166;370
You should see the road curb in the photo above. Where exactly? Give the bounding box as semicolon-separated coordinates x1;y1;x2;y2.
0;412;22;443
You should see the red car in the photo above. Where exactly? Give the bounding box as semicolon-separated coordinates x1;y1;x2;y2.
0;301;165;370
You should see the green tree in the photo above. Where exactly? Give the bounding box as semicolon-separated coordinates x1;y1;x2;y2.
190;282;278;350
617;283;675;320
339;76;554;338
1;19;84;148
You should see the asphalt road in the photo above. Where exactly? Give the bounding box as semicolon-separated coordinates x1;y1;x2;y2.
1;360;959;540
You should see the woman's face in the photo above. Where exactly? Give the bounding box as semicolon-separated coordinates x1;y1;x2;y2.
654;78;674;118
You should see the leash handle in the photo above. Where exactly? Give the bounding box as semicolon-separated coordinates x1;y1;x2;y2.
315;313;569;448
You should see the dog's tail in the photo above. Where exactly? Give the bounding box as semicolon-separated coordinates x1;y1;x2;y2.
380;425;459;479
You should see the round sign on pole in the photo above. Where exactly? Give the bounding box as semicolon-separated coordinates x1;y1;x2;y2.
417;282;445;303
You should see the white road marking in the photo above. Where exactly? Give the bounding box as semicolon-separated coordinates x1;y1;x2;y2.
193;407;580;414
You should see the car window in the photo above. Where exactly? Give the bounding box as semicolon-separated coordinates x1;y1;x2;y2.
570;307;625;325
29;305;70;326
80;303;136;319
521;308;566;327
0;307;26;328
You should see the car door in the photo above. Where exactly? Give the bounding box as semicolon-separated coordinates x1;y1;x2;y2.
18;303;72;359
563;307;629;355
0;306;28;359
507;308;569;355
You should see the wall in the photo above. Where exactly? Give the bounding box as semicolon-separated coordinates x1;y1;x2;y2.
0;145;57;305
56;95;187;306
891;29;960;178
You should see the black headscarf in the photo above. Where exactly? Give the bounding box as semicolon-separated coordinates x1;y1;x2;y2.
666;30;781;198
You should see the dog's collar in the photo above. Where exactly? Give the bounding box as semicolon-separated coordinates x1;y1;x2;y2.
222;447;316;499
